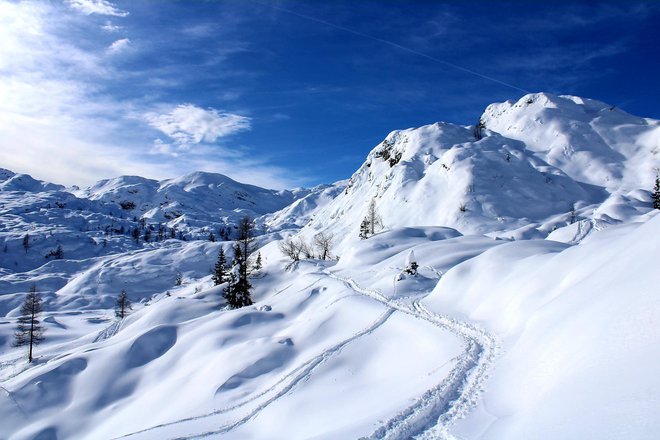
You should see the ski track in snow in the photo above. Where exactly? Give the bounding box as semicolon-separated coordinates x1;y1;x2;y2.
117;267;498;440
93;320;122;343
115;307;396;440
324;271;498;440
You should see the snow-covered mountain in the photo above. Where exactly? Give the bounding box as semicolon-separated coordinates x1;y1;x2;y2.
1;93;659;440
482;93;660;189
75;171;305;227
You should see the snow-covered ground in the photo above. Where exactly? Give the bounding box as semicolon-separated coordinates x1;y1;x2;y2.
1;92;659;439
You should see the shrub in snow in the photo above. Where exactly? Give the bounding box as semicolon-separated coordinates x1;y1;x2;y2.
403;250;419;276
119;200;136;210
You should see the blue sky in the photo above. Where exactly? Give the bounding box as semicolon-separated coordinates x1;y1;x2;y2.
1;0;659;189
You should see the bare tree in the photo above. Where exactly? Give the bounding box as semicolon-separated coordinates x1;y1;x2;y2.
299;238;314;259
279;237;302;261
313;232;334;260
14;285;45;363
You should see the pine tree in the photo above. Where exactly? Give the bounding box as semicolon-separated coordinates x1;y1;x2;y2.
228;219;254;308
175;271;183;286
132;227;140;243
254;252;262;270
474;118;486;140
653;174;660;210
22;233;30;254
209;232;216;242
223;270;238;308
115;289;132;319
14;285;45;363
213;248;227;285
359;219;370;239
144;228;151;242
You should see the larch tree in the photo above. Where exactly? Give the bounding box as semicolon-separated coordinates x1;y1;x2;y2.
14;285;45;363
115;289;132;319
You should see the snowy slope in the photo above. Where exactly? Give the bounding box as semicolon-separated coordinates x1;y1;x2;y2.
299;121;602;251
482;93;660;190
2;92;660;440
260;181;347;232
424;212;660;439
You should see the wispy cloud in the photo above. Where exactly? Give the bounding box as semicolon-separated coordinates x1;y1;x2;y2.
107;37;130;54
144;104;251;146
67;0;128;17
102;21;122;32
0;0;302;190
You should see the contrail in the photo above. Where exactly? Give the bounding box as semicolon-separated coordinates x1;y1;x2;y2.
258;2;531;94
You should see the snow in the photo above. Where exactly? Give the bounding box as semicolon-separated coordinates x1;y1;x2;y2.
2;92;660;439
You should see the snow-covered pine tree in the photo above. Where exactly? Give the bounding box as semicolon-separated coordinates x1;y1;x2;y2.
223;269;238;308
115;289;132;319
359;219;369;239
224;244;252;308
254;252;262;270
212;248;227;285
653;174;660;210
14;285;45;363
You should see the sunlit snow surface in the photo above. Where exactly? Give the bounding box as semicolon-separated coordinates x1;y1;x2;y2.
1;93;659;439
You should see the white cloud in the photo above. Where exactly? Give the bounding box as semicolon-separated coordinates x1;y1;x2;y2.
0;0;302;190
107;37;130;54
102;21;122;32
144;104;251;146
67;0;128;17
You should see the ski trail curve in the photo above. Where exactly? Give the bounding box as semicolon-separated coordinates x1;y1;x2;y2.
115;307;395;440
324;271;498;440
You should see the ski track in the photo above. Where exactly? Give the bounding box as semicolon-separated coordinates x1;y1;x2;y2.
93;319;122;343
117;267;498;440
115;307;395;440
324;271;498;440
